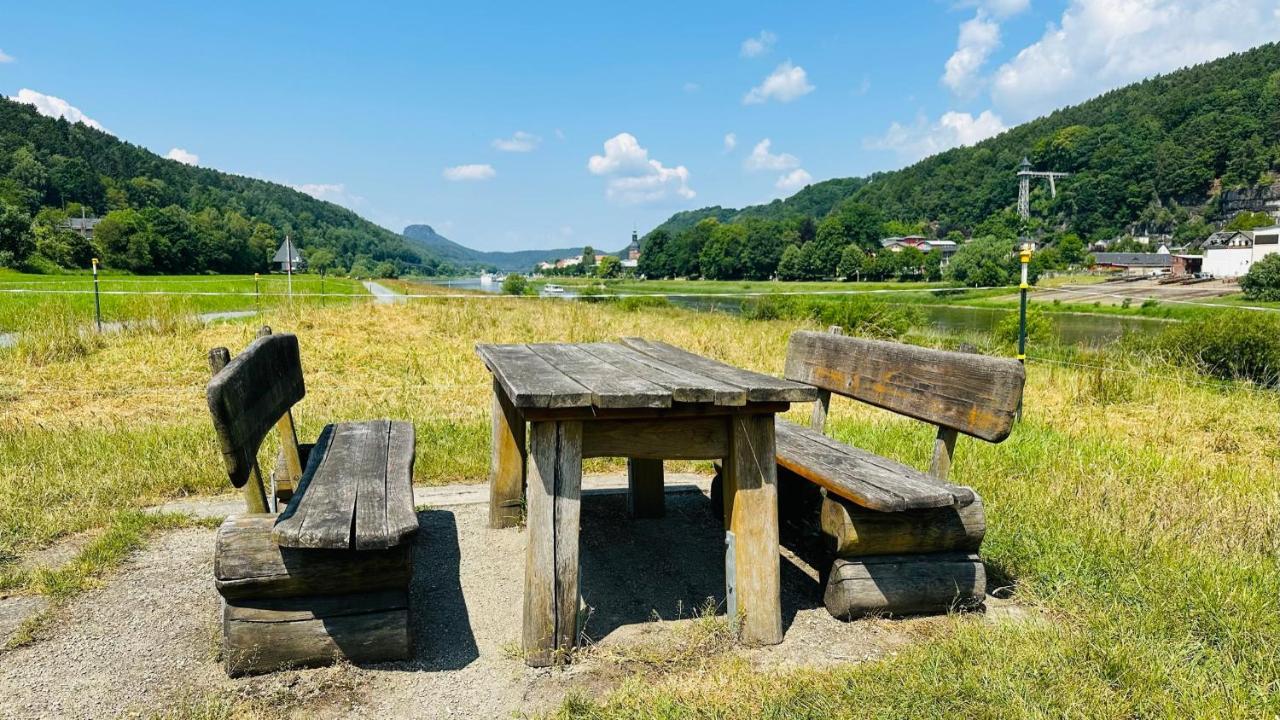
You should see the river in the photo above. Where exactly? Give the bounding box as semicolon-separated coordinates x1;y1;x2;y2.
422;277;1170;348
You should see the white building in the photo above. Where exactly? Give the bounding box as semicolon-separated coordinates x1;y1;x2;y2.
1202;226;1280;278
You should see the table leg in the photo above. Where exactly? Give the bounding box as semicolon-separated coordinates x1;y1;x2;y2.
723;413;782;645
627;458;664;518
523;420;583;666
489;379;525;529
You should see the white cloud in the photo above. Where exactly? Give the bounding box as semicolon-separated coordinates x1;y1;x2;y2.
0;49;14;63
744;139;799;171
683;81;701;93
587;132;695;205
8;88;109;133
855;75;871;96
492;131;541;152
743;61;814;104
942;15;1001;96
723;132;737;153
740;30;777;58
866;110;1007;162
291;183;366;211
960;0;1030;18
775;168;813;193
554;128;566;140
990;0;1280;122
165;147;199;166
442;164;497;181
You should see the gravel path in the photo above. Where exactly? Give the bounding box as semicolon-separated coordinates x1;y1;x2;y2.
0;482;1032;719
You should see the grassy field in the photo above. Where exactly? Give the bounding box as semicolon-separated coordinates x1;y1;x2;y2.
531;277;956;295
1;294;1278;716
0;270;371;333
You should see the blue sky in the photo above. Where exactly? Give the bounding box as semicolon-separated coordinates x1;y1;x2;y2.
3;1;1278;252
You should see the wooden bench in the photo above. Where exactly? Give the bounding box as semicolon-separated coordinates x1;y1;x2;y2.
779;328;1024;618
206;328;419;675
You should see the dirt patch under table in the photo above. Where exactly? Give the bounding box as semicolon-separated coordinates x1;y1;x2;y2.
0;482;1035;719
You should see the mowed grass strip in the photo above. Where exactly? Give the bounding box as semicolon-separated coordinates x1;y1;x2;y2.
2;295;1279;716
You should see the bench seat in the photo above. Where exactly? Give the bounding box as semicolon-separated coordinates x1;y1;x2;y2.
775;419;974;513
272;419;418;550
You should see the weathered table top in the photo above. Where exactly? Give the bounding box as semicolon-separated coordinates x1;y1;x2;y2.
475;338;818;412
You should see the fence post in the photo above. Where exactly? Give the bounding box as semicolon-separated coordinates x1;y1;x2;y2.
254;273;260;314
1016;244;1032;421
91;258;102;332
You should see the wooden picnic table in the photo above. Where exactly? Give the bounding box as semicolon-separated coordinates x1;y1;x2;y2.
475;338;817;666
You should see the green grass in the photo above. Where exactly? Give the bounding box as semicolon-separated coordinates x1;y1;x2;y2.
532;277;956;296
3;292;1279;717
0;271;371;332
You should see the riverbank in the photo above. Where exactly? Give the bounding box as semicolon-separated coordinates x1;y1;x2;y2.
0;295;1276;717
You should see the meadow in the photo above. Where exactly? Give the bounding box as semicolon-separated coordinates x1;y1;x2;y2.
0;291;1277;717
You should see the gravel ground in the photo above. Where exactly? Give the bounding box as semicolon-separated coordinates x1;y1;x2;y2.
0;482;1031;719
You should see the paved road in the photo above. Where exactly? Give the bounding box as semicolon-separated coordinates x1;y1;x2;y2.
363;280;406;304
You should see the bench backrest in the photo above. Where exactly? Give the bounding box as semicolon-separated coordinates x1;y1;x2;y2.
206;333;306;490
783;330;1024;443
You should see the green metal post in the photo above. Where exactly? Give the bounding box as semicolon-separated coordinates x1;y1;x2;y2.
1016;245;1031;420
254;272;260;314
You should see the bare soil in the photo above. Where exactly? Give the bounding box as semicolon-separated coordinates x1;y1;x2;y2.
0;480;1034;719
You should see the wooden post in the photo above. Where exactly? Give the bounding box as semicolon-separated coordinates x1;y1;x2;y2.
929;427;958;481
256;326;303;500
522;420;582;666
489;380;526;529
724;413;782;645
626;458;664;518
808;326;843;432
208;347;270;514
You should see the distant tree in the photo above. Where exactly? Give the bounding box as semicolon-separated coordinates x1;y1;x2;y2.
95;208;152;272
596;254;621;278
1057;233;1086;266
974;210;1023;242
776;244;803;281
670;218;718;277
894;246;925;281
637;229;672;278
308;248;337;275
923;249;944;281
581;245;596;271
945;236;1021;287
699;223;745;280
502;273;530;295
838;244;865;281
349;255;377;278
1241;254;1280;301
374;261;398;279
32;207;94;268
798;241;827;280
883;219;927;237
739;219;784;280
0;202;34;265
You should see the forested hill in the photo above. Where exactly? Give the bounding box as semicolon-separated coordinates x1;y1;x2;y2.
402;224;591;272
648;42;1280;244
0;97;437;275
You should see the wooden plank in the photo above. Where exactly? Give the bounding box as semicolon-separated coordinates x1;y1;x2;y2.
523;421;557;667
620;337;817;403
489;380;526;529
383;421;419;545
821;493;985;557
206;334;306;488
725;413;782;645
353;420;392;551
207;346;269;514
274;423;367;549
215;515;411;600
225;590;408;623
823;552;986;619
272;424;334;543
223;596;411;676
522;400;787;423
627;458;664;519
775;420;967;511
255;327;304;498
579;342;747;406
527;344;671;409
783;331;1025;442
581;417;728;459
475;344;592;409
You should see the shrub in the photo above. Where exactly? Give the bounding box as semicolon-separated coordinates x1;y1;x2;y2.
1240;254;1280;301
617;296;671;312
1158;311;1280;386
738;295;921;339
994;307;1056;350
501;274;529;295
